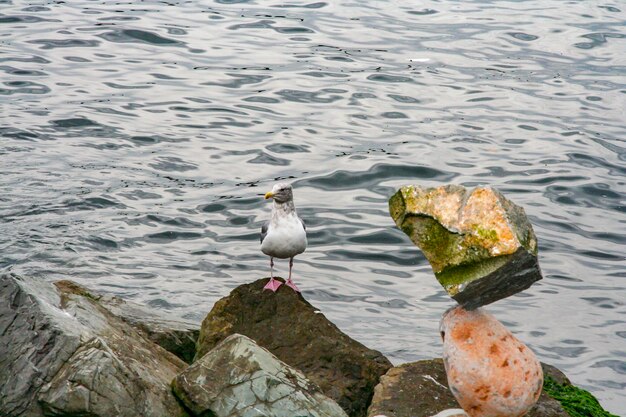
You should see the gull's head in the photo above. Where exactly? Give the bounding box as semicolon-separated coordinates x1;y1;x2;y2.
265;183;293;203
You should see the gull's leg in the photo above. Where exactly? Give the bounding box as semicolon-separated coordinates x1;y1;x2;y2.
263;257;282;292
285;257;300;292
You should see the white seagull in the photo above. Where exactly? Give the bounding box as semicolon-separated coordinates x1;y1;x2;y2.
261;183;307;292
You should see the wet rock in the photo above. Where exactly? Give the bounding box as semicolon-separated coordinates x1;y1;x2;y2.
440;306;543;417
173;333;348;417
0;274;82;417
367;359;570;417
0;273;188;417
96;288;199;364
195;277;392;417
53;280;199;364
366;359;462;417
430;410;469;417
389;184;542;308
542;371;618;417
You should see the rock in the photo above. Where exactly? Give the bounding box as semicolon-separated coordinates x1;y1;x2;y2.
195;277;392;417
173;333;348;417
0;273;188;417
367;359;570;417
542;371;619;417
0;274;82;417
542;363;571;386
389;184;542;308
96;289;199;364
54;280;199;364
366;359;462;417
430;410;469;417
440;306;543;417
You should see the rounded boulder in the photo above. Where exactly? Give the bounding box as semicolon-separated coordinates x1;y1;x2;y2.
440;306;543;417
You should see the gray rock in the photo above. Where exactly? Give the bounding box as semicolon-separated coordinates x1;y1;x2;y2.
430;410;469;417
173;333;348;417
366;359;570;417
96;290;199;364
0;273;188;417
54;280;199;364
0;274;83;417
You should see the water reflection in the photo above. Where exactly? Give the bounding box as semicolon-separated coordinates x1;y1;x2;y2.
1;0;625;413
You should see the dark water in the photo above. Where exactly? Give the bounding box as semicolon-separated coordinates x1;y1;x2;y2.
1;0;625;412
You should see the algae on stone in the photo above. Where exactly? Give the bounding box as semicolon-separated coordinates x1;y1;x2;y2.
389;184;542;308
543;376;618;417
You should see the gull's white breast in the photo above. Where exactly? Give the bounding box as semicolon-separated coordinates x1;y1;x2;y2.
261;213;307;259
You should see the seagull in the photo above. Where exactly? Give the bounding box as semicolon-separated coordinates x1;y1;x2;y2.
261;183;307;292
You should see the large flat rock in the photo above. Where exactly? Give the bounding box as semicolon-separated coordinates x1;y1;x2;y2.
52;280;199;364
389;184;542;308
0;273;188;417
93;285;199;364
367;359;570;417
195;277;392;417
173;334;348;417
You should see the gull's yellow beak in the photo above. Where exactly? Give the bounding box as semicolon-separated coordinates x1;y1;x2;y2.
264;191;274;200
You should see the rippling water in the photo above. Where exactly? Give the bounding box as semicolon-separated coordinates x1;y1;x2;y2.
1;0;625;412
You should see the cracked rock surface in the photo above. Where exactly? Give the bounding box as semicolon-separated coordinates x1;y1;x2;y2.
195;277;392;417
0;273;188;417
367;359;570;417
173;333;348;417
93;285;199;364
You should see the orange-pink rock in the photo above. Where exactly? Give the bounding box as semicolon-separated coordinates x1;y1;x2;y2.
440;306;543;417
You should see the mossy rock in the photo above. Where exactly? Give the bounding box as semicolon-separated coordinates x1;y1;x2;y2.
389;184;542;308
543;376;618;417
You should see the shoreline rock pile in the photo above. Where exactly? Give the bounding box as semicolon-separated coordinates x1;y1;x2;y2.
0;273;615;417
1;181;619;417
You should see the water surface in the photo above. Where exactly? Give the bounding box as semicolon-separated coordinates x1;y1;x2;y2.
1;0;625;413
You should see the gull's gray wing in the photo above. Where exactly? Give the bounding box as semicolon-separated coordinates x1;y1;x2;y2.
260;221;269;243
299;217;306;231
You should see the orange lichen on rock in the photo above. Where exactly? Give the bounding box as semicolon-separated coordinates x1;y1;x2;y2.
459;187;519;256
389;184;542;308
440;306;543;417
392;185;534;261
401;184;466;228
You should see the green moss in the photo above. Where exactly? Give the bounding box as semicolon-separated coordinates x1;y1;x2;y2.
54;280;101;300
400;215;461;273
543;376;618;417
475;226;498;244
435;255;511;295
388;189;407;226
